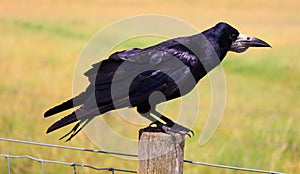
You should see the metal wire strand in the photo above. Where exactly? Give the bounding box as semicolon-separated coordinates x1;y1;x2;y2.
0;154;137;173
0;138;137;158
0;137;285;174
184;160;285;174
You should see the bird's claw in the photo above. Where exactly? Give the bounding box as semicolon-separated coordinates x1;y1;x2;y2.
170;123;194;137
149;121;194;137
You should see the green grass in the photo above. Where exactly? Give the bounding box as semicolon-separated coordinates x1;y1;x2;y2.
0;0;300;173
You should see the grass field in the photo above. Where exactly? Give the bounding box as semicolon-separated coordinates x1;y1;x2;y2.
0;0;300;173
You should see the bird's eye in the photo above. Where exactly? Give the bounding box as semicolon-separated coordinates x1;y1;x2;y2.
230;33;238;41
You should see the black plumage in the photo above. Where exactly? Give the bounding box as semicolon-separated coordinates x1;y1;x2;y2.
44;22;270;141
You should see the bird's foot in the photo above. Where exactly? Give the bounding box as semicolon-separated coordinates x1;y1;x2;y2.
149;121;194;137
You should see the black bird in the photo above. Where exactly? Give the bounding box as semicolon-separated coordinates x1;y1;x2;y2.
44;22;271;141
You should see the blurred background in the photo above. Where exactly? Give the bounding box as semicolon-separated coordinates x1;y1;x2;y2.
0;0;299;173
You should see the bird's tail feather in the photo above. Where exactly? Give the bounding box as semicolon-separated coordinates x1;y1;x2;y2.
44;98;74;117
46;112;78;133
46;106;99;141
47;111;92;142
44;86;93;117
59;118;92;142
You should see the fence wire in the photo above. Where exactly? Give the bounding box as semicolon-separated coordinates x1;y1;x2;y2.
0;154;136;174
0;137;285;174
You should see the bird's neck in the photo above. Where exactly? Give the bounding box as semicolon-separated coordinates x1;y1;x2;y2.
200;30;229;61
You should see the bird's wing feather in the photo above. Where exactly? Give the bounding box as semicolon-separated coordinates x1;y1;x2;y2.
46;39;198;135
82;39;198;110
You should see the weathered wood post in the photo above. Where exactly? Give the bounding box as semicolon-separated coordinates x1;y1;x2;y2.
138;127;185;174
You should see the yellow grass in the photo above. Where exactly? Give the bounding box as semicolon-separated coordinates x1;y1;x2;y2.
0;0;299;173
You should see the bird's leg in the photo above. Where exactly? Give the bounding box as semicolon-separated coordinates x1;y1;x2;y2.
151;110;194;137
137;104;193;136
139;112;158;123
137;103;169;132
140;112;171;133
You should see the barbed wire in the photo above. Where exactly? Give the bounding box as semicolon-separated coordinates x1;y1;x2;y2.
183;160;284;174
0;138;137;158
0;154;137;174
0;137;285;174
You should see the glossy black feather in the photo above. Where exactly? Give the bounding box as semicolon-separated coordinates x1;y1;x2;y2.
45;22;240;139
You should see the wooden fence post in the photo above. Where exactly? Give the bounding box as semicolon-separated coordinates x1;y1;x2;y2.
138;127;185;174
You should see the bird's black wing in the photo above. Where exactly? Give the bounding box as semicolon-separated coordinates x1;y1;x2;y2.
88;39;199;111
46;38;201;140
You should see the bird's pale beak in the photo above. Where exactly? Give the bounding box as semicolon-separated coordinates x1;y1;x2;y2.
230;34;271;53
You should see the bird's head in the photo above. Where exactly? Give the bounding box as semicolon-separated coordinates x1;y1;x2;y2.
203;22;271;57
229;33;271;53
